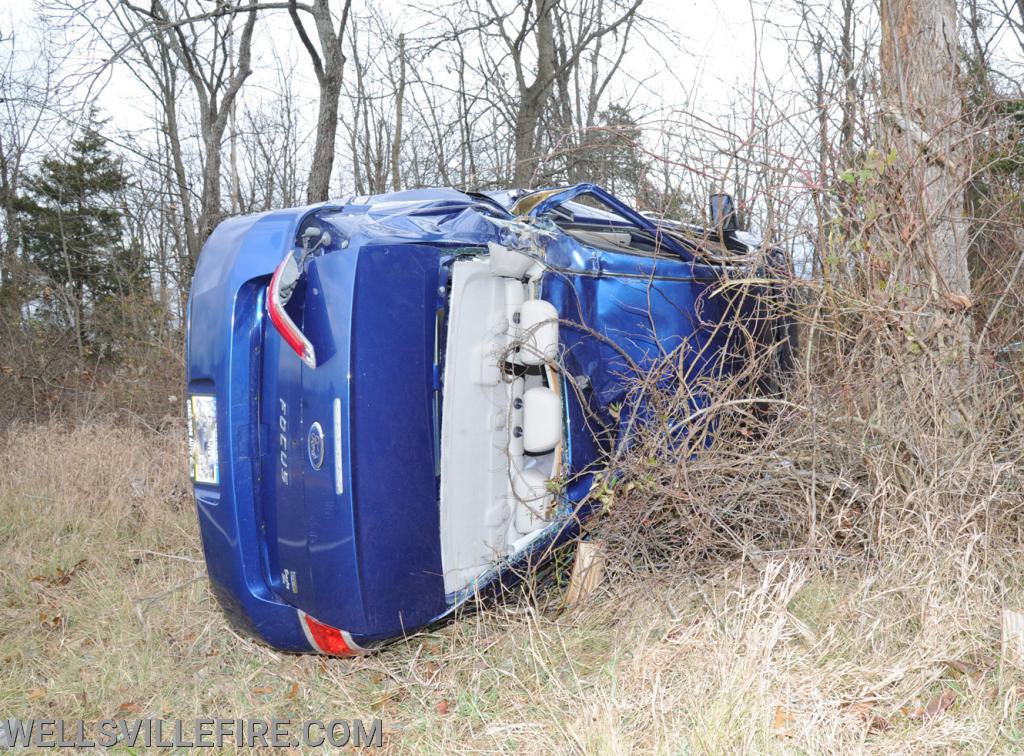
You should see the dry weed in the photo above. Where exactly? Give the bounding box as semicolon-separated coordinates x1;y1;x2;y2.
0;405;1022;752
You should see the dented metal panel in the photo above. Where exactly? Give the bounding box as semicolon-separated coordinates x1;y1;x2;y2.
186;184;791;653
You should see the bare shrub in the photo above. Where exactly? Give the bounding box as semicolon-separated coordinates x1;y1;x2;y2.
0;298;183;431
583;91;1024;666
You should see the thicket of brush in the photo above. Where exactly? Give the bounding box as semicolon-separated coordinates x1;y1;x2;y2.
553;133;1024;746
598;249;1024;579
601;143;1021;555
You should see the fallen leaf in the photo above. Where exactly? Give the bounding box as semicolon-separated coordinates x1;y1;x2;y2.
287;682;300;699
27;687;46;701
924;689;957;718
422;640;442;656
52;560;86;586
905;689;956;719
867;714;892;733
251;686;273;695
842;700;892;733
435;699;450;715
117;702;142;714
944;659;985;682
977;653;999;670
772;706;796;737
944;660;973;676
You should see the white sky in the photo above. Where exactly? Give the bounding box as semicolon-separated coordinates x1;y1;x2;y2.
3;0;1020;273
1;0;797;136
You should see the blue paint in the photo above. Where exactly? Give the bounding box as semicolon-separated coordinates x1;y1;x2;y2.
186;186;790;652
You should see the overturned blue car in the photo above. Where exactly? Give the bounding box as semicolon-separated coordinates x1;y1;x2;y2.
186;183;793;655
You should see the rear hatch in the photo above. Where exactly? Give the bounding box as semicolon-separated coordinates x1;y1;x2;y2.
258;241;447;640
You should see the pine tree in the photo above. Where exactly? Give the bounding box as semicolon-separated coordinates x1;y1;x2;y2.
18;112;138;353
564;105;676;212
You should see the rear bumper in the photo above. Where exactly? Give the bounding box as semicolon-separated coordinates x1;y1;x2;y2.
194;489;314;652
186;210;321;654
197;484;374;655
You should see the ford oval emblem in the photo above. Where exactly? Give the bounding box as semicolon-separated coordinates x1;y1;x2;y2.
307;422;325;470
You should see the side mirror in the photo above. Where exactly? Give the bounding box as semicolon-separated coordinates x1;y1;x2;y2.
710;193;739;233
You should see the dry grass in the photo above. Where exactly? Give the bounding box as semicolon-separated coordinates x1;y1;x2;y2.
1;414;1024;753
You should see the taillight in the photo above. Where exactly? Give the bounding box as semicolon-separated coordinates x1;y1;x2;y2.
297;610;369;656
267;253;317;368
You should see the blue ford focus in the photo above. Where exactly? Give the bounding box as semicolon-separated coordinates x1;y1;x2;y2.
185;184;793;655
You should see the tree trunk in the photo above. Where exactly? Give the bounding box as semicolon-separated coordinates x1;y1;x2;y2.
307;71;342;202
390;33;405;192
290;0;352;203
198;122;225;247
512;0;556;187
838;0;857;162
879;0;971;355
160;72;199;270
0;152;21;320
512;94;543;187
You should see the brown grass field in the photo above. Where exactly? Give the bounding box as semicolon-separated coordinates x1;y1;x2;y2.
3;416;1024;753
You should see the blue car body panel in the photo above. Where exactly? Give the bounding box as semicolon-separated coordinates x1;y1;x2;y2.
186;185;787;652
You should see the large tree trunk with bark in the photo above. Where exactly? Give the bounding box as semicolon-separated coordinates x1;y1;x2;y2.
198;124;225;245
879;0;972;361
512;0;556;187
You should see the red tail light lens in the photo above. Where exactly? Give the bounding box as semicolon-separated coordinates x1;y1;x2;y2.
298;611;369;656
267;254;317;368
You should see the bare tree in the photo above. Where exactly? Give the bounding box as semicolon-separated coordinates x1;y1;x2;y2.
237;55;303;211
0;28;61;321
288;0;353;203
879;0;972;355
340;12;413;195
439;0;644;187
152;1;256;253
511;0;644;186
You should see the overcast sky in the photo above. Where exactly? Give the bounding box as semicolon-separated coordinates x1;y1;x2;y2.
1;0;800;136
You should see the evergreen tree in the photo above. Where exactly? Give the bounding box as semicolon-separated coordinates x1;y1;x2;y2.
561;105;690;214
18;113;140;351
580;105;647;199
